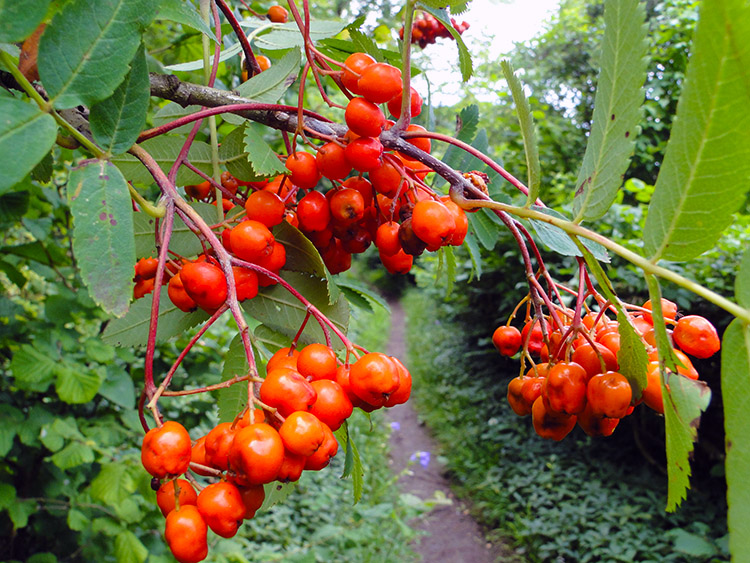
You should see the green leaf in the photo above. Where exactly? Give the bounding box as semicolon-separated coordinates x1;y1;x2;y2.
440;104;480;173
243;123;287;177
242;271;349;350
111;136;213;186
347;28;382;62
217;334;254;424
464;230;483;281
0;258;26;288
55;364;102;404
529;206;610;262
10;343;58;392
722;319;750;559
0;405;23;456
38;0;159;108
101;290;209;347
89;43;149;155
615;310;648;398
643;0;750;261
335;279;390;313
441;246;456;298
645;275;680;372
156;0;217;42
466;209;500;251
252;21;345;51
274;221;340;305
153;102;204;135
0;0;50;42
219;125;264;181
334;421;363;504
98;365;136;408
259;481;296;511
669;529;718;558
0;190;30;226
8;500;34;529
49;440;95;469
17;405;54;447
68;509;90;532
115;531;148;563
134;201;225;259
68;161;135;317
500;60;541;206
662;371;711;511
419;5;472;81
27;554;58;563
736;246;750;309
572;0;648;222
90;463;136;505
165;41;244;72
0;97;57;195
236;48;302;102
0;482;16;510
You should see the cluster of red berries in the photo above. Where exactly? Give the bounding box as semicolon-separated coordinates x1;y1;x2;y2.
141;343;411;563
398;13;470;49
492;298;720;441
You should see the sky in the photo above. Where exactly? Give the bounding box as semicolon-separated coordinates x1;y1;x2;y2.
413;0;561;105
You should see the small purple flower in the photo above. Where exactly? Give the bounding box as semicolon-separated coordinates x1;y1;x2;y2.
409;450;430;468
390;421;401;431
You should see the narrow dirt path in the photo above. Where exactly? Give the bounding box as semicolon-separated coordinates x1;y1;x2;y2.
385;299;515;563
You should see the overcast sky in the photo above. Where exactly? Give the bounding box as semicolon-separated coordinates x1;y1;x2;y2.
414;0;561;104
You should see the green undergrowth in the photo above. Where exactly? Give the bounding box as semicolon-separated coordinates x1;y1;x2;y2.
402;290;729;563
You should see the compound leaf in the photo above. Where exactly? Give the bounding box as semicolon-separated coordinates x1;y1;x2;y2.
644;0;750;261
573;0;648;222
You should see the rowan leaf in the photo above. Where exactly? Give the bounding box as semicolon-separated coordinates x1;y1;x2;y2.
615;309;648;398
252;21;345;51
0;97;57;195
722;319;750;559
644;0;750;261
67;161;135;317
101;291;209;347
38;0;159;108
218;125;265;182
334;420;363;504
0;0;50;42
735;246;750;309
156;0;217;43
273;221;340;305
242;272;349;350
111;136;213;186
662;371;711;511
501;60;541;206
243;123;286;177
89;43;149;155
217;334;258;424
236;48;302;102
573;0;648;222
530;206;610;262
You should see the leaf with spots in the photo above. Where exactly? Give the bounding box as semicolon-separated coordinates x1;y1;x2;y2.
67;161;135;317
573;0;648;222
644;0;750;261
